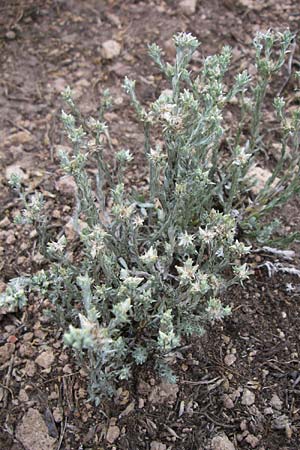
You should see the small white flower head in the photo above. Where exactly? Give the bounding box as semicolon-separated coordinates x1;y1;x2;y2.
190;272;210;295
206;297;231;322
178;231;194;250
132;214;144;228
113;297;132;322
77;273;93;291
215;246;224;258
113;203;136;220
176;258;199;284
64;325;94;351
47;235;67;254
198;226;216;244
233;145;251;166
120;269;144;289
140;246;158;265
122;77;136;94
175;182;187;195
158;309;180;352
148;145;166;165
173;32;200;50
87;117;108;134
116;149;133;163
81;225;107;258
233;263;251;282
230;240;251;257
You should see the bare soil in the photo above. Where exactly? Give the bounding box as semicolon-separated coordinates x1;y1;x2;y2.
0;1;300;449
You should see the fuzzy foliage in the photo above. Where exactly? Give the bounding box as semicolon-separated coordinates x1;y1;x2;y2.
2;30;300;402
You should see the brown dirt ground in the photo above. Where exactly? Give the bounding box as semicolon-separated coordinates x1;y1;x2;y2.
0;0;300;449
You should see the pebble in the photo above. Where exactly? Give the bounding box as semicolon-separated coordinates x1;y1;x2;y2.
148;381;179;405
0;343;15;364
224;353;236;366
264;407;273;415
15;408;57;450
6;232;16;245
6;30;16;40
241;388;255;406
270;394;283;410
55;175;76;196
0;217;10;228
24;360;37;377
179;0;197;15
5;164;26;181
19;389;29;402
150;442;166;450
101;40;121;60
245;434;260;448
211;433;235;450
223;395;235;409
138;398;145;409
35;349;55;369
106;424;120;444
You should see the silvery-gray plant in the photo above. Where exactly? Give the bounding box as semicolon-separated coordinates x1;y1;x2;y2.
2;30;300;402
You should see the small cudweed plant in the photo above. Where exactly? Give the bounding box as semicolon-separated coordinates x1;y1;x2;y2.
2;30;300;403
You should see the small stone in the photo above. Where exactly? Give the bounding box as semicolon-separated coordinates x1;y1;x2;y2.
52;78;66;93
55;175;76;196
248;166;279;195
19;389;29;402
24;360;36;377
105;12;121;28
240;419;248;431
3;131;33;147
223;395;234;409
52;407;63;423
272;414;289;430
6;30;16;40
263;407;273;415
32;252;44;265
0;217;10;228
101;40;121;60
62;364;72;374
211;433;235;450
224;354;236;366
15;408;56;450
148;381;179;405
35;350;55;369
137;380;151;395
179;0;197;15
23;331;33;342
109;62;131;77
242;388;255;406
270;394;283;410
245;434;260;448
138;398;145;409
5;164;26;181
0;343;15;364
106;425;120;444
6;231;16;245
150;442;166;450
64;218;86;240
119;401;135;418
17;256;27;265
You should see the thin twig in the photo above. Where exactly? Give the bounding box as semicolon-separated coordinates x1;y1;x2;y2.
56;418;67;450
3;354;15;408
181;376;221;386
